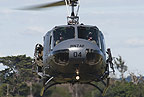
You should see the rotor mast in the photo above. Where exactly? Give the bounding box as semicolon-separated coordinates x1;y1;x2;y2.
67;0;80;25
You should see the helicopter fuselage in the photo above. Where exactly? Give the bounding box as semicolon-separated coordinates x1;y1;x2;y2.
42;25;107;83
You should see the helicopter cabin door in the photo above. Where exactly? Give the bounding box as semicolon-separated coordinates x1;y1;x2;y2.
43;31;53;56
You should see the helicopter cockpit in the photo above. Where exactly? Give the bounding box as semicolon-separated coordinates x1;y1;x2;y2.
50;25;106;53
53;26;99;45
52;25;106;53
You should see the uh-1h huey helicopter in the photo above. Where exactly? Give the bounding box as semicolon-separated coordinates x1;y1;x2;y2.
23;0;115;96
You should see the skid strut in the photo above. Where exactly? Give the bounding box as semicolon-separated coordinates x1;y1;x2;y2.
40;77;61;96
86;78;110;96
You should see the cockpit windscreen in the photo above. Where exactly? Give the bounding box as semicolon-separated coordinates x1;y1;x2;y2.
78;26;99;44
53;26;75;45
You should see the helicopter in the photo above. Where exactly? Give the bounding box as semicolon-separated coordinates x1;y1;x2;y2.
22;0;115;96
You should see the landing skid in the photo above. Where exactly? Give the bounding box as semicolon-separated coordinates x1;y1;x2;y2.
86;77;110;96
40;77;110;97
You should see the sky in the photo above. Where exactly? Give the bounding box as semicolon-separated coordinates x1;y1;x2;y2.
0;0;144;76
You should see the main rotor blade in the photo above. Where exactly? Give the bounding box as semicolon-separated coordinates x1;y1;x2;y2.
21;0;66;10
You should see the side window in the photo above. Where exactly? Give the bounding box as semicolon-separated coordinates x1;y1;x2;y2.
99;32;106;54
98;35;102;50
102;37;106;54
48;31;54;51
44;33;50;55
49;35;52;51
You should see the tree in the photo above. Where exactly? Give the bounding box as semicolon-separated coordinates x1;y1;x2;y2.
0;55;38;97
114;56;128;80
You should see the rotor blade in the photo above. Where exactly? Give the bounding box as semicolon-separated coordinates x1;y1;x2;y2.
20;0;66;10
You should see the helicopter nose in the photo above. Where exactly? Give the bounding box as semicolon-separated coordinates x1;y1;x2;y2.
52;48;103;66
52;39;104;66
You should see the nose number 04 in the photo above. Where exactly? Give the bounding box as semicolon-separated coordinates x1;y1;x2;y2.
73;52;82;58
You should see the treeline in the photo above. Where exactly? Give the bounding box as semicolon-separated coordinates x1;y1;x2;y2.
0;55;144;97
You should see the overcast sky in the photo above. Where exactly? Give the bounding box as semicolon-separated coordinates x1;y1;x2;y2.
0;0;144;76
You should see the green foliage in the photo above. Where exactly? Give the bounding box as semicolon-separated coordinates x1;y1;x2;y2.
0;83;7;96
32;83;43;97
18;82;30;96
86;81;144;97
105;81;144;97
114;56;128;80
46;86;71;97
